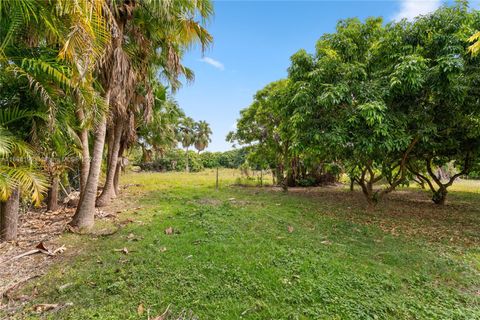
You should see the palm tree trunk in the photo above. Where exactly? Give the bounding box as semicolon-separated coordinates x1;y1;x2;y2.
77;108;90;193
47;175;59;211
105;126;114;174
96;118;123;207
113;160;122;195
70;92;110;229
185;147;189;172
0;188;20;241
113;141;126;195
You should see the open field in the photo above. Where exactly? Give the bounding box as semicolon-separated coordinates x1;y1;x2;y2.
3;2;480;319
3;170;480;319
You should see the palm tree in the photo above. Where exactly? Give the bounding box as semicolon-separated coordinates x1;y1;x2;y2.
0;0;214;230
178;117;196;172
37;107;82;212
94;0;213;208
0;0;111;234
0;0;111;126
0;107;48;241
138;87;185;161
194;120;212;153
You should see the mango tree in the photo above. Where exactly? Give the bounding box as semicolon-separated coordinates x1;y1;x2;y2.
228;79;295;190
396;4;480;204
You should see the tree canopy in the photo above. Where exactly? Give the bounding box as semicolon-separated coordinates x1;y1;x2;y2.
0;0;214;240
229;2;480;204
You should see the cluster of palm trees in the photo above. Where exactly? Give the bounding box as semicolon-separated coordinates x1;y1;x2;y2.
137;96;212;171
0;0;213;241
178;118;212;171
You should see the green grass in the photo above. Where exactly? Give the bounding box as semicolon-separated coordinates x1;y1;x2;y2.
10;170;480;319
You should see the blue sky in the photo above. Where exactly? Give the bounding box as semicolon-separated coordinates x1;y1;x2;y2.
175;0;478;151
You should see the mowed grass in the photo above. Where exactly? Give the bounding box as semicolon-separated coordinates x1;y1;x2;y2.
12;170;480;319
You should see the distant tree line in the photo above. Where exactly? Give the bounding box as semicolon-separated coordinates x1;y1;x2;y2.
228;3;480;206
137;100;213;173
136;148;248;172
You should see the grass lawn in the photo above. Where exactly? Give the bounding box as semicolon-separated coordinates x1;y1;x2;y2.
9;170;480;319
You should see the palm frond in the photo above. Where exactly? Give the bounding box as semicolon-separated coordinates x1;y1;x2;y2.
468;31;480;56
0;169;12;201
2;165;47;205
0;128;33;160
0;0;38;51
0;106;46;127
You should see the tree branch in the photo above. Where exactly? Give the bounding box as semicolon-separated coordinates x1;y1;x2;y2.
407;165;436;193
378;136;419;197
444;154;471;188
426;158;442;188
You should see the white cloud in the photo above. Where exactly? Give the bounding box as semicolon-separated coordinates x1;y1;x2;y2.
393;0;442;21
199;57;225;70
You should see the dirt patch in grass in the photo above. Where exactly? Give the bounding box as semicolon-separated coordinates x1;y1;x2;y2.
194;198;223;206
0;207;76;300
282;186;480;247
0;187;144;314
193;197;251;208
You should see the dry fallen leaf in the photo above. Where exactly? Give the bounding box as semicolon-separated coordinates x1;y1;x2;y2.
114;247;129;255
5;241;67;263
160;247;167;252
118;218;135;226
36;242;50;252
164;227;174;235
12;294;31;302
58;283;73;292
33;303;58;313
287;226;294;233
137;303;144;315
52;245;66;254
66;225;81;234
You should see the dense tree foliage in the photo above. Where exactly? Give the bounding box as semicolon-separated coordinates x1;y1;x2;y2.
0;0;214;240
228;80;294;188
136;148;248;172
230;3;480;205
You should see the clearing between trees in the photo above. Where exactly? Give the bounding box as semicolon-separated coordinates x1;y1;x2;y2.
1;170;479;319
